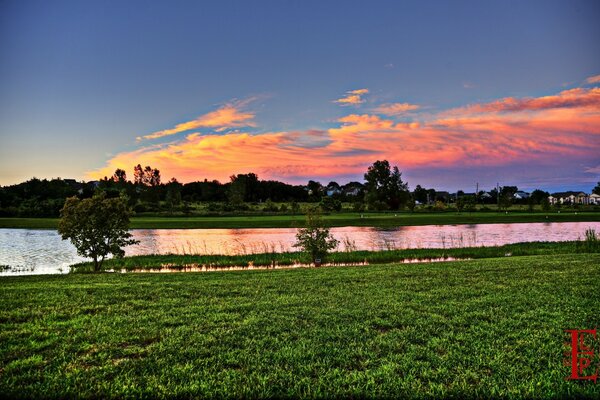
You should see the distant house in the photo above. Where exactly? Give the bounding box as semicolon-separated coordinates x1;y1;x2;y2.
549;191;592;205
513;191;530;200
326;187;341;197
589;193;600;205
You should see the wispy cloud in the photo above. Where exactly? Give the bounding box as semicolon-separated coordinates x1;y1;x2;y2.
334;89;369;105
372;102;420;116
445;87;600;115
137;98;257;141
586;74;600;84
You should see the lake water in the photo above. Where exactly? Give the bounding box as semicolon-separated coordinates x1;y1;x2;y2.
1;222;598;275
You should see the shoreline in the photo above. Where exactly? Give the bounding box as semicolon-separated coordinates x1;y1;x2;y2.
1;211;600;230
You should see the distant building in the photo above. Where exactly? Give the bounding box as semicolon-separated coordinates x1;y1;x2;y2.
513;191;530;200
549;191;593;205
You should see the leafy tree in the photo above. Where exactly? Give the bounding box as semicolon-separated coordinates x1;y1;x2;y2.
541;197;551;212
364;160;409;210
407;198;416;212
456;196;466;213
293;208;339;265
112;169;127;183
593;182;600;195
133;164;144;185
58;193;138;272
464;196;476;214
530;189;549;204
413;185;428;204
307;180;323;200
320;196;342;212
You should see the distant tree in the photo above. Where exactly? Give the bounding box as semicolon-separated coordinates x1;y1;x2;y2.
307;180;323;200
320;196;342;212
227;175;246;205
413;185;428;204
364;160;409;210
593;182;600;195
541;197;551;212
293;208;339;265
290;201;301;214
112;169;127;183
407;198;416;212
58;192;138;272
165;178;182;213
498;186;517;210
456;196;466;213
530;189;549;205
464;196;476;214
133;164;144;185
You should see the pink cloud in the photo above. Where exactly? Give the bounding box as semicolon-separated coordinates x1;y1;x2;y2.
372;102;420;116
90;85;600;184
137;98;257;141
334;89;369;105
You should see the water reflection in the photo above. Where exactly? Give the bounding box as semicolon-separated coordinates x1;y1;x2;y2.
1;221;598;275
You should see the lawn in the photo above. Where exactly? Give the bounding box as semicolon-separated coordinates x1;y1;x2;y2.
1;254;599;398
1;210;600;229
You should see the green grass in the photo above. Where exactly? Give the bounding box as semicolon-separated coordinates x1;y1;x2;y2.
1;254;599;398
2;210;600;229
71;240;600;272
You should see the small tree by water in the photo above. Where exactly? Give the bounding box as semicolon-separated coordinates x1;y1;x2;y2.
58;192;138;272
293;209;338;266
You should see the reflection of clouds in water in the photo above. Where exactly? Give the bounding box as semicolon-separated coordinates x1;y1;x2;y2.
1;222;599;275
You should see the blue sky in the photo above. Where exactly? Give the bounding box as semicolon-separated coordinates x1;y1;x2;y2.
1;0;599;192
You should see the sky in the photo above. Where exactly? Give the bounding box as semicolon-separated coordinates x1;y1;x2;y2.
1;0;599;193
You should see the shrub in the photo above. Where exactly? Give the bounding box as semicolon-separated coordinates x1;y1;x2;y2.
293;209;339;265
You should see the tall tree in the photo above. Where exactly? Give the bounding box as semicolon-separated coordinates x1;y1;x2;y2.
363;160;409;210
58;192;138;272
112;169;127;183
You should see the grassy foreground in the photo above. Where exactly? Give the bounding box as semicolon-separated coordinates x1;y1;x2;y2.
1;254;599;398
1;210;600;229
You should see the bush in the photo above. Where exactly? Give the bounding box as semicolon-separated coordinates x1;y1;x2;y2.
293;209;339;265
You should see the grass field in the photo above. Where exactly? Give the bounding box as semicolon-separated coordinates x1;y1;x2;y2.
2;210;600;229
1;254;599;398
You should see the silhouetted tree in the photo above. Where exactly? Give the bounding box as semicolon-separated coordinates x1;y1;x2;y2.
364;160;409;210
112;169;127;183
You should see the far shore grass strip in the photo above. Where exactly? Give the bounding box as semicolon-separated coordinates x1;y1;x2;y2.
1;210;600;230
70;240;600;272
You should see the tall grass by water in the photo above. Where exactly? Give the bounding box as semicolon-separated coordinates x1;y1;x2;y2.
71;239;600;273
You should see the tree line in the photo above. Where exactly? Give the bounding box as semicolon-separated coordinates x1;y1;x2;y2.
2;160;598;217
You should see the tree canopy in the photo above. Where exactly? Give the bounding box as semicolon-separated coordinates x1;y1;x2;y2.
58;192;138;272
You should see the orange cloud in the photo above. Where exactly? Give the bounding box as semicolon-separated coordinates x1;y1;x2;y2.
334;89;369;105
372;102;420;116
447;87;600;115
586;74;600;84
89;85;600;184
137;99;256;141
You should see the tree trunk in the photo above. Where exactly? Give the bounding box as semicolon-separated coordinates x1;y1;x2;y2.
93;256;100;272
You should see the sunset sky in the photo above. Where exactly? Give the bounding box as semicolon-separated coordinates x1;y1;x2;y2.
1;0;599;192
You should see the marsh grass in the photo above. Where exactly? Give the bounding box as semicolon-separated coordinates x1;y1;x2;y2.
70;240;600;273
1;254;598;398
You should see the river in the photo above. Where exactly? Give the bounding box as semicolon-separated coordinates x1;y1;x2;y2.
1;222;598;275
